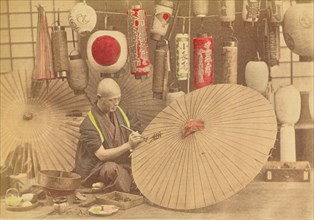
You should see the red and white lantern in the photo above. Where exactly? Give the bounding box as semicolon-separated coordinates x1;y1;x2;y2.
150;0;174;41
127;5;150;79
87;30;127;77
193;33;214;89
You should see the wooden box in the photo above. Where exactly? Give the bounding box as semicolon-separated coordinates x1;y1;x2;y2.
95;191;144;209
264;161;311;182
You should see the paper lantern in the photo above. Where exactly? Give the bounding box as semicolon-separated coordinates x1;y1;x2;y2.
193;33;214;89
68;50;89;95
242;0;261;23
51;24;70;79
245;60;269;93
192;0;209;17
221;39;238;84
175;33;190;80
283;3;314;57
68;2;97;35
218;0;236;24
150;0;174;41
87;30;127;76
275;85;301;124
268;0;284;23
127;5;150;79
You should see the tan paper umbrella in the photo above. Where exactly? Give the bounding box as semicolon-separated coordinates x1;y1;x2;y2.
132;84;277;210
0;71;90;175
85;66;166;128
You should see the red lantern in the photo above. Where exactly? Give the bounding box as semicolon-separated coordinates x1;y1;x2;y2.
127;5;150;79
193;34;214;89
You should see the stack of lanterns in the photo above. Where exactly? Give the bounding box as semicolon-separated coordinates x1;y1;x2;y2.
151;0;174;100
242;0;261;24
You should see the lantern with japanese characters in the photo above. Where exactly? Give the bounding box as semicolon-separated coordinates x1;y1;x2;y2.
283;3;313;57
218;0;236;26
127;5;150;79
150;0;174;41
193;33;214;89
242;0;261;23
175;33;190;80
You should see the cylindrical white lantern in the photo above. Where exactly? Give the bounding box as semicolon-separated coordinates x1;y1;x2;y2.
166;89;185;105
275;85;301;124
283;3;314;57
175;33;190;80
245;60;269;93
280;124;296;162
218;0;236;24
192;0;209;17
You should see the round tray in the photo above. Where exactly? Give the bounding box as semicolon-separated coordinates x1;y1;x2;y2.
88;205;119;216
6;201;40;211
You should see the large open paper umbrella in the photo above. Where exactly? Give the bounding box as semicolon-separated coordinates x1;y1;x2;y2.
0;71;90;175
132;84;277;210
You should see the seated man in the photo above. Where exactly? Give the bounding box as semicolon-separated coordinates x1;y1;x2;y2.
74;78;144;192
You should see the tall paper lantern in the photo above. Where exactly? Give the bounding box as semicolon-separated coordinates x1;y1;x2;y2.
192;0;209;17
218;0;236;26
153;42;168;99
268;0;284;23
67;50;89;95
150;0;174;41
175;33;190;80
275;85;301;162
221;38;238;84
51;22;70;79
245;60;269;94
283;3;313;57
193;33;214;89
242;0;261;23
127;5;150;79
87;30;128;77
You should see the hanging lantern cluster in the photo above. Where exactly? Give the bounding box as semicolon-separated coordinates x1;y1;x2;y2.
221;37;238;84
242;0;261;23
150;0;174;41
127;4;151;79
193;33;214;89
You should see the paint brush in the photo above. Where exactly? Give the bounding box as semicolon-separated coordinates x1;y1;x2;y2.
120;124;146;139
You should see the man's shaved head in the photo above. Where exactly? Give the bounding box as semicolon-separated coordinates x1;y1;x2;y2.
97;78;121;99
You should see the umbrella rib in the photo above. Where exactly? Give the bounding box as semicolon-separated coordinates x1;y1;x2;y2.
200;131;256;180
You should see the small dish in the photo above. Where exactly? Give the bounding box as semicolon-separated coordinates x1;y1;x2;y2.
88;205;119;216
